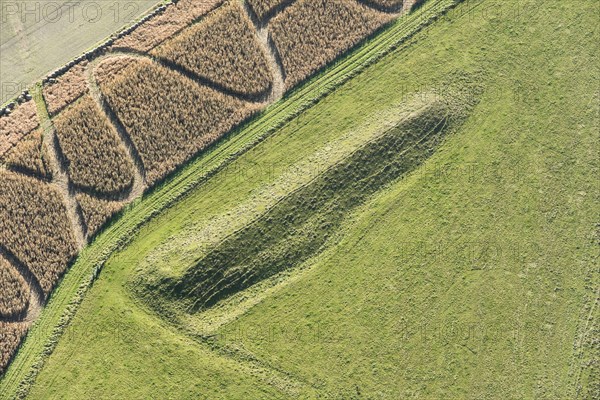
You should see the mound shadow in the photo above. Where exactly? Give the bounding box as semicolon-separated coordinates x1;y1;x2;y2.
133;88;478;317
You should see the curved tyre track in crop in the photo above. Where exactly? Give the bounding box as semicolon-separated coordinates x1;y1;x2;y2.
78;23;287;204
244;0;299;28
357;0;421;14
35;93;87;250
245;0;408;28
241;0;286;102
40;0;292;252
85;55;147;203
0;247;44;324
88;47;280;105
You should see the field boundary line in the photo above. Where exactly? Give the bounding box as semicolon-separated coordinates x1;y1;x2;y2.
88;48;271;104
0;0;463;397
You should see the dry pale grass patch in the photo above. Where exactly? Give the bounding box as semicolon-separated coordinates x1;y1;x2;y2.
152;2;272;97
2;130;53;180
269;0;389;88
76;193;123;238
98;57;254;186
43;61;89;116
0;101;39;157
0;171;78;295
0;256;29;320
0;322;27;375
110;0;224;53
53;95;134;195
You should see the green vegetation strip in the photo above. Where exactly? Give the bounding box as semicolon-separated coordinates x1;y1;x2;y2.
0;0;461;397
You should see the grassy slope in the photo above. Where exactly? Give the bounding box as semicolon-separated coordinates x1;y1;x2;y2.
2;1;460;397
214;2;599;398
0;0;161;104
17;0;600;398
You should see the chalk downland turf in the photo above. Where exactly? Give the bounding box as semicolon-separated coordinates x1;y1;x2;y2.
136;94;474;313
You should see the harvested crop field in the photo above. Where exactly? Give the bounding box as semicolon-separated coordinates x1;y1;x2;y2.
0;0;162;104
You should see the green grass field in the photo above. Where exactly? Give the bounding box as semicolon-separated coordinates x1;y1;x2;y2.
3;0;598;398
0;0;161;103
